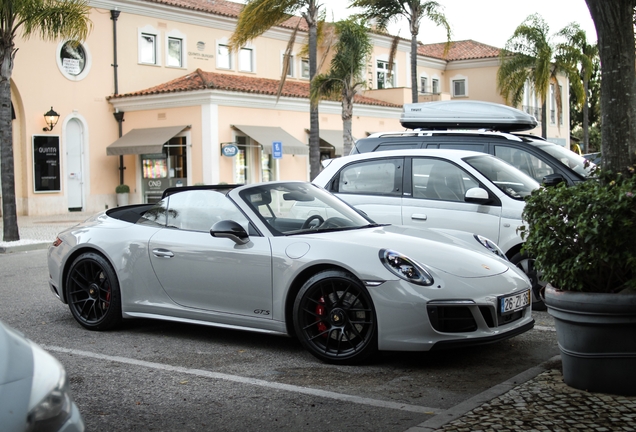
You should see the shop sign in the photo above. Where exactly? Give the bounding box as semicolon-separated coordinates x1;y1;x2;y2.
272;141;283;159
33;135;60;193
222;144;239;157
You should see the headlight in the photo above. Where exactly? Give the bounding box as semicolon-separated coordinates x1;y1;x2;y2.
26;343;73;432
379;249;434;286
474;234;507;260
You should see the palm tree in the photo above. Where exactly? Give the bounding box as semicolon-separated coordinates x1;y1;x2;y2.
584;0;635;173
351;0;451;103
557;23;598;153
311;19;373;155
497;14;583;139
229;0;323;180
0;0;91;241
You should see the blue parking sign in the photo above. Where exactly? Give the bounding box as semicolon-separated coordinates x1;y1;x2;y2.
272;141;283;159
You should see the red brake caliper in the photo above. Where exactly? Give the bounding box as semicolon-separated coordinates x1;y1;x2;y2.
316;296;327;334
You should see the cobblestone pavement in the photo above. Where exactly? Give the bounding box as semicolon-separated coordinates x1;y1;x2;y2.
409;362;636;432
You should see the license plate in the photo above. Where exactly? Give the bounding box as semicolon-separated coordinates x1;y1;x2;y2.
499;289;531;315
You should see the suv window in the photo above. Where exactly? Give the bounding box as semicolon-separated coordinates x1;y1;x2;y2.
412;158;477;201
337;159;402;196
494;145;555;184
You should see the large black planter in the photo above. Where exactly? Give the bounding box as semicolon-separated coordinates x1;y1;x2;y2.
545;285;636;396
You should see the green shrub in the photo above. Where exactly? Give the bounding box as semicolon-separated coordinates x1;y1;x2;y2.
521;166;636;293
115;184;130;194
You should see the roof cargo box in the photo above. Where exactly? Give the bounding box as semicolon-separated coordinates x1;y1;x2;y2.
400;100;538;132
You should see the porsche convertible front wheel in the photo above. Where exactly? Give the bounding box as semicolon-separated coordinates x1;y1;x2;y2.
293;270;377;364
65;252;122;331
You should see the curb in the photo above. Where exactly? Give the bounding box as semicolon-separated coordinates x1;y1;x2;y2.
0;241;50;254
405;355;562;432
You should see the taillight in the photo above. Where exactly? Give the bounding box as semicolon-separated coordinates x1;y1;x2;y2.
52;237;63;247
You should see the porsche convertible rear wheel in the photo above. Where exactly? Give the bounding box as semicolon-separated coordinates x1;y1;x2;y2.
66;252;122;331
293;270;377;364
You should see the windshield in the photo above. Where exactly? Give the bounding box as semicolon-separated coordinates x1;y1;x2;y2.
464;155;540;200
535;142;595;177
239;182;376;235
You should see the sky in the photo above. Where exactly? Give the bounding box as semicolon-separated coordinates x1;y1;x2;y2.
320;0;597;48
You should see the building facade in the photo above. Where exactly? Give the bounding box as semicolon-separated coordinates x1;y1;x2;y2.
9;0;569;216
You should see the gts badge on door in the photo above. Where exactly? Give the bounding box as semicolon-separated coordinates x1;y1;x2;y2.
254;309;270;315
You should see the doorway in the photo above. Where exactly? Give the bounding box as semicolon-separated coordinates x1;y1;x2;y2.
65;118;84;211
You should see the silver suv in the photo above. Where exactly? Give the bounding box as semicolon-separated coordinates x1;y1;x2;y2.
313;148;545;309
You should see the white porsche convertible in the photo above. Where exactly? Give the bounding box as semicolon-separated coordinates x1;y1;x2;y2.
48;182;533;364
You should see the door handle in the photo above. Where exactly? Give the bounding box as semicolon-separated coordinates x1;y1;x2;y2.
411;214;428;221
152;248;174;258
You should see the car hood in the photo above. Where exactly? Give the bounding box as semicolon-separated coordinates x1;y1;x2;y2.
0;322;33;385
299;225;511;278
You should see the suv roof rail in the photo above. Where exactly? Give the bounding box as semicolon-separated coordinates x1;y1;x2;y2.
400;100;538;132
367;129;524;141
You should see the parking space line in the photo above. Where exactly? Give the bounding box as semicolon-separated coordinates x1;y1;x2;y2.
534;325;556;332
44;345;443;415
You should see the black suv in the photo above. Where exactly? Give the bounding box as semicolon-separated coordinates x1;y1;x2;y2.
352;101;594;186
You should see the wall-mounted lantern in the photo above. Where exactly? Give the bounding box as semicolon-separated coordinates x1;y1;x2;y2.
43;107;60;131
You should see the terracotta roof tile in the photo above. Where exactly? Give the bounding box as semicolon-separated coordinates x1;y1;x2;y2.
418;39;501;61
109;69;400;108
143;0;307;31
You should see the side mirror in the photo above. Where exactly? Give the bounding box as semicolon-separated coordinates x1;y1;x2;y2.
465;187;490;204
542;173;566;187
210;220;250;245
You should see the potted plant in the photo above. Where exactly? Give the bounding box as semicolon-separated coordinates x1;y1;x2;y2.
115;184;130;207
520;165;636;396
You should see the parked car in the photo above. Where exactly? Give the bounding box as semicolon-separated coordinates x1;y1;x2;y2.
0;320;84;432
313;149;546;310
583;152;601;165
352;100;595;187
48;182;533;365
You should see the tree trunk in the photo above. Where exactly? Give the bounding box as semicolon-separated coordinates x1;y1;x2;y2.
342;86;353;156
410;32;419;103
582;76;590;153
307;1;321;181
585;0;636;173
0;40;20;241
541;98;548;139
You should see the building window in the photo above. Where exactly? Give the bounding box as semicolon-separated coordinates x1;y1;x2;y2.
167;37;183;67
432;78;440;94
217;43;232;69
282;53;294;77
550;84;556;124
139;31;158;65
377;60;395;89
559;85;563;125
56;40;92;81
239;47;254;72
452;79;466;97
420;76;428;93
301;58;310;79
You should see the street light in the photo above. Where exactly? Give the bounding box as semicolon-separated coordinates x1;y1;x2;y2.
43;107;60;131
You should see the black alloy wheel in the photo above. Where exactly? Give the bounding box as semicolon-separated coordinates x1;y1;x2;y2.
510;252;547;311
293;270;377;364
66;252;122;330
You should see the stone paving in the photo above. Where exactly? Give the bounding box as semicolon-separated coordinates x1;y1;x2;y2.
433;368;636;431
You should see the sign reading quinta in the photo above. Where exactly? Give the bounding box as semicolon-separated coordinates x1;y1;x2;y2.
33;135;61;192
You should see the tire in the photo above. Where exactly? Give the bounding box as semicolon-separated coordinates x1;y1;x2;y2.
65;252;122;330
293;270;377;364
510;252;547;311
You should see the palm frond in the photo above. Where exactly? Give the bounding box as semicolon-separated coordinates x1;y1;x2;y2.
229;0;302;50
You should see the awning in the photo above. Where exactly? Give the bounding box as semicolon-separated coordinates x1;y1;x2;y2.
106;125;189;156
318;130;345;155
233;125;308;155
